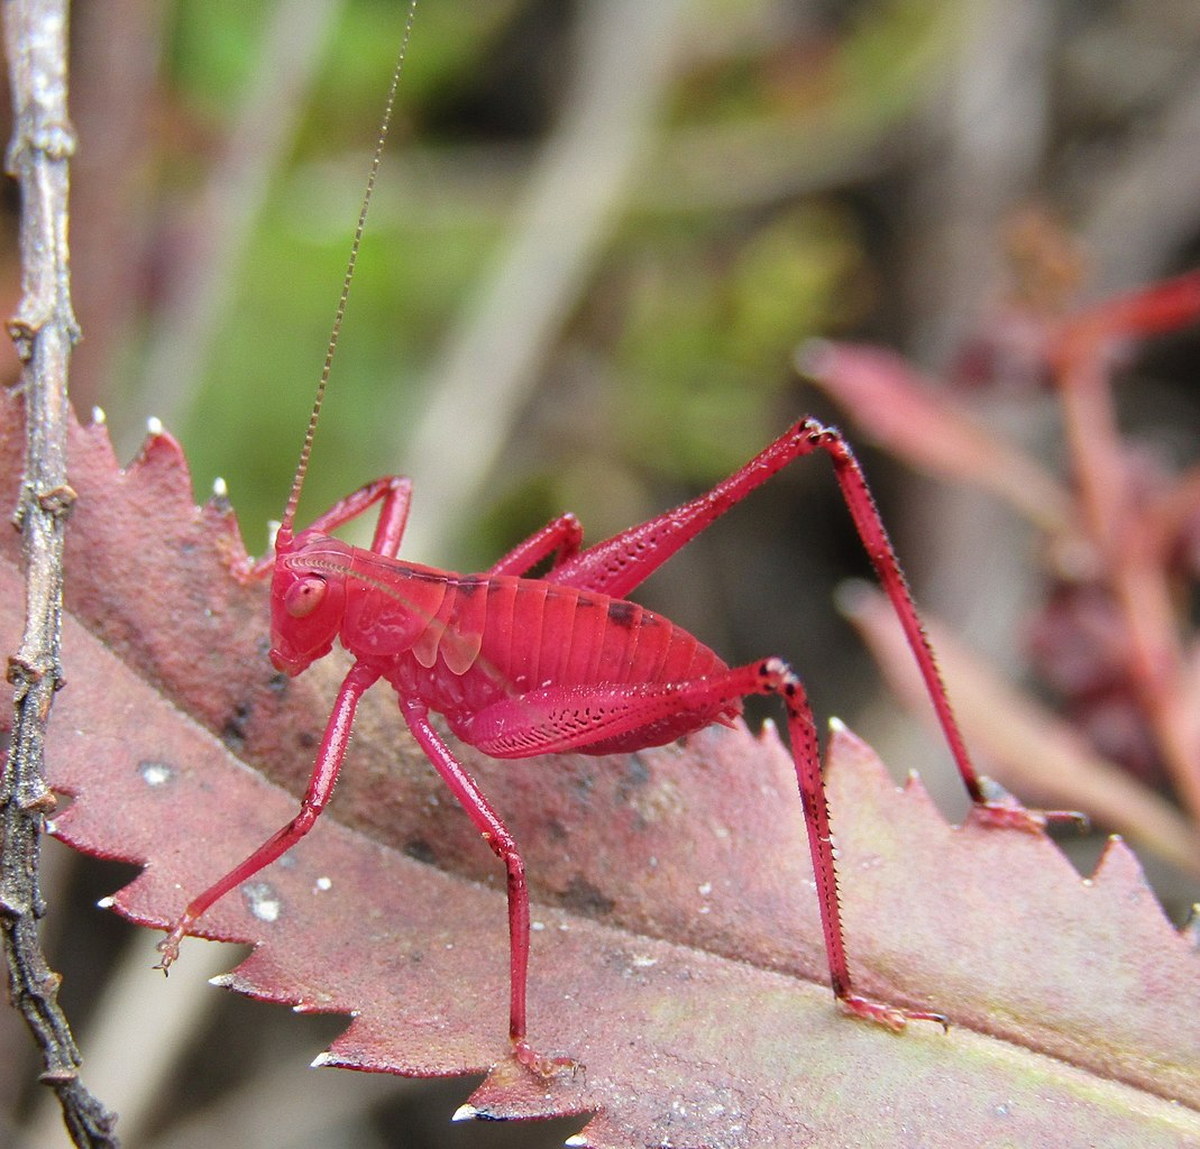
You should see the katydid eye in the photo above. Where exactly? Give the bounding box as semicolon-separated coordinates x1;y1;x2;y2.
284;576;327;619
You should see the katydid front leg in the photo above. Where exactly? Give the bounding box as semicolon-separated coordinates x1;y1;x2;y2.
234;477;415;582
156;662;380;969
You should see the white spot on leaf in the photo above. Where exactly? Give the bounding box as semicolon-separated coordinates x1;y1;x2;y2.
241;881;281;923
138;761;173;787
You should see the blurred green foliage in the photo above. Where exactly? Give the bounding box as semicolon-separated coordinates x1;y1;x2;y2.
611;201;869;482
96;0;959;560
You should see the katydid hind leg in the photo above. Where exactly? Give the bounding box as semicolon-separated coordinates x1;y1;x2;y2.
544;417;1071;829
543;419;976;775
461;657;946;1030
811;424;1084;831
768;660;946;1031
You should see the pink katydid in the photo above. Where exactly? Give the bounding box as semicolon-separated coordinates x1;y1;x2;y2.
156;3;1077;1076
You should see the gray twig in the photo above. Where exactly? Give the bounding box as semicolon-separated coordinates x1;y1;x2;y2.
1;1;119;1144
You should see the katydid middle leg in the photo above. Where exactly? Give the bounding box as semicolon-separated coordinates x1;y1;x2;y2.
401;697;578;1076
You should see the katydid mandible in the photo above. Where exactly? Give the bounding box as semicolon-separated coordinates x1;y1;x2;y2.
155;5;1065;1077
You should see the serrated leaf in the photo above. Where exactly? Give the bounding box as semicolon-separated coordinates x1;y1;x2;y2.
2;390;1198;1147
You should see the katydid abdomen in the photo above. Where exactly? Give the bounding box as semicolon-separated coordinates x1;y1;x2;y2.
335;551;742;754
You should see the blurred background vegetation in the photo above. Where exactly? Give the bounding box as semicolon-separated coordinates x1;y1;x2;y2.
2;0;1199;1145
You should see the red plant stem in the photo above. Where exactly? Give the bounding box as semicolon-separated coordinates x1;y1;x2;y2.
1056;344;1200;824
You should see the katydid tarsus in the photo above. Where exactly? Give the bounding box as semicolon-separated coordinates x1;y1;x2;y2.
155;2;1072;1077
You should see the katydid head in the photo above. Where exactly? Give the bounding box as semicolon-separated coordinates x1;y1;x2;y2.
268;533;353;676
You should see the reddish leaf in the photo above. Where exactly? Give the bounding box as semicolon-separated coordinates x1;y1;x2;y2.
1052;269;1200;363
839;580;1200;878
2;389;1199;1147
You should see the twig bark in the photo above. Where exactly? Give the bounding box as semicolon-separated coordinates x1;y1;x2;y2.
1;1;119;1144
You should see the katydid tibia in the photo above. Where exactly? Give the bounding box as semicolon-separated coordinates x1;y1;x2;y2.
156;4;1076;1078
